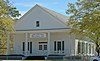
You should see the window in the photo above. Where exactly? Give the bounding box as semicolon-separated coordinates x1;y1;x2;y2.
36;21;39;27
89;44;91;54
54;41;56;51
54;41;64;52
38;42;47;50
22;42;25;51
57;42;61;50
77;42;81;54
28;42;29;51
82;42;85;53
86;43;88;54
44;45;47;50
39;42;47;44
27;42;32;54
62;41;64;51
39;45;42;50
30;42;32;53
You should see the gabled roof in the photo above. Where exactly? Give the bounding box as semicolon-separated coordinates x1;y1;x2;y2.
17;4;69;25
14;4;70;31
36;4;69;24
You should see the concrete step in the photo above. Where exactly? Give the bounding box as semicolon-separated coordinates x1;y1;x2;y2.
25;56;45;60
47;56;64;60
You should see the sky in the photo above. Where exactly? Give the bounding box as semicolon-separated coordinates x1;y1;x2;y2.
9;0;77;17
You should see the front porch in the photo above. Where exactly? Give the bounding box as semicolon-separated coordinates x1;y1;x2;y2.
7;29;71;56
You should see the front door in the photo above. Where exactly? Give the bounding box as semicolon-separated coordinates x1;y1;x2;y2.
38;42;48;56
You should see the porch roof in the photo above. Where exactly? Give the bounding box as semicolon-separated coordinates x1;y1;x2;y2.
12;28;71;33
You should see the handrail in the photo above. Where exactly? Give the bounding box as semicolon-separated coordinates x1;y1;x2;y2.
44;51;48;56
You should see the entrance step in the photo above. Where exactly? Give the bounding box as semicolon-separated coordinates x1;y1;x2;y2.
47;56;64;60
25;56;45;60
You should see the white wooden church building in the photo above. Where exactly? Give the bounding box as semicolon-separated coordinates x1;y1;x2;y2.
7;4;95;57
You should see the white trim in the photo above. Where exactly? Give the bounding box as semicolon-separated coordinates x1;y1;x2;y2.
47;32;50;56
84;42;86;54
25;33;28;56
11;28;71;34
7;33;10;55
30;33;46;38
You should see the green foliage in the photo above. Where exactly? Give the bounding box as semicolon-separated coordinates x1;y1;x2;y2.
0;0;21;18
66;0;100;55
0;0;20;55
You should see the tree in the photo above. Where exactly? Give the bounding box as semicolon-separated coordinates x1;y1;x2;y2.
0;0;20;54
66;0;100;56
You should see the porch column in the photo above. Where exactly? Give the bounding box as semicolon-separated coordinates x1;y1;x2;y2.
7;33;10;55
94;44;96;55
47;32;50;56
91;44;92;55
87;43;89;55
25;33;28;56
80;41;82;54
84;42;86;54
